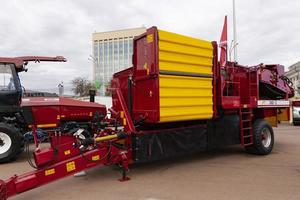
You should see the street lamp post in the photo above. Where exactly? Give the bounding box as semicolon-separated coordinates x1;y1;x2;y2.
88;55;97;82
232;0;238;62
88;55;103;95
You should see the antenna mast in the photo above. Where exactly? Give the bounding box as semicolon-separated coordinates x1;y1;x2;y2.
233;0;238;62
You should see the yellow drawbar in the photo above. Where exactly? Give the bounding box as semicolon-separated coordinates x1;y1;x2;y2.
158;30;214;122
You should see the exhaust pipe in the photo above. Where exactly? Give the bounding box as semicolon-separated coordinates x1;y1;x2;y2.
89;89;96;102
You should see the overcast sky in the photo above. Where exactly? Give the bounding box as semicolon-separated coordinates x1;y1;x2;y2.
1;0;299;94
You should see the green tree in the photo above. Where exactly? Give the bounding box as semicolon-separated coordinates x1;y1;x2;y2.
94;80;101;90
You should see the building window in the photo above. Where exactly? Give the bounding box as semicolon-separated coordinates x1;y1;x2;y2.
119;39;124;70
104;40;108;79
129;38;133;65
114;39;119;71
99;41;103;74
93;41;98;59
124;39;128;67
109;40;113;76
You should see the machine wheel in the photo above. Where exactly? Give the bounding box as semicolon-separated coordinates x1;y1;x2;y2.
17;131;25;155
0;123;22;163
245;119;274;155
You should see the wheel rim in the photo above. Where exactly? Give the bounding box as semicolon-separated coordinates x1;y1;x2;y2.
0;132;12;154
261;127;272;148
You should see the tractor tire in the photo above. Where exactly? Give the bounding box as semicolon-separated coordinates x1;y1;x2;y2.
245;119;274;155
17;131;25;155
0;123;22;163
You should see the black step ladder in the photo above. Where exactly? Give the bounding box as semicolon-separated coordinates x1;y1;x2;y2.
239;107;254;146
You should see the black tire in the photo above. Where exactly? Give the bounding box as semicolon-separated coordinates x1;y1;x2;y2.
245;119;274;155
17;131;25;155
0;123;22;163
293;121;300;126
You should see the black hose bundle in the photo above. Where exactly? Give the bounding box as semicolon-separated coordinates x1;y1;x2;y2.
25;141;38;169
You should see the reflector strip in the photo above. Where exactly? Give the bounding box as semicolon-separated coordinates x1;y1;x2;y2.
257;100;290;107
92;155;100;161
66;161;76;172
45;169;55;176
64;150;71;155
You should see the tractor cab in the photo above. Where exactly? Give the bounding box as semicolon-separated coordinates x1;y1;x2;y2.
0;63;22;111
0;56;67;113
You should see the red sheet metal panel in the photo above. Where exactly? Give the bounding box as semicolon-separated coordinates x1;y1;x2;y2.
132;27;160;123
292;100;300;107
21;97;107;128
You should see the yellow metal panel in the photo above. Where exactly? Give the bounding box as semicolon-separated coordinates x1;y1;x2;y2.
160;88;212;98
265;116;277;127
159;40;212;57
159;75;213;122
277;108;289;122
159;30;213;50
159;75;212;89
159;61;212;75
160;107;213;122
158;30;213;75
160;98;212;107
157;29;213;122
159;51;212;71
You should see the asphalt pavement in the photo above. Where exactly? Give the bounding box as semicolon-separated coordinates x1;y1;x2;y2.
1;123;299;200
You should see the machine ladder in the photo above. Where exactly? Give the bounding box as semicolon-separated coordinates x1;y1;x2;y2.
239;107;254;146
249;69;259;98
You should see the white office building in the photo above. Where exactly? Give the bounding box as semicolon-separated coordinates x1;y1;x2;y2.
285;61;300;98
92;27;146;95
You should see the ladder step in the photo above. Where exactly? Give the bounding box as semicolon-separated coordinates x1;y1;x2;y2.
241;112;251;114
241;117;251;120
240;108;253;147
241;108;251;110
242;120;251;122
242;115;251;118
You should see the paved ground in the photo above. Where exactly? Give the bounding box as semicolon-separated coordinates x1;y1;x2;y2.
1;123;299;200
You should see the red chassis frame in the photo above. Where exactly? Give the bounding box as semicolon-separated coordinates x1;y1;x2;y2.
0;88;133;200
0;90;134;200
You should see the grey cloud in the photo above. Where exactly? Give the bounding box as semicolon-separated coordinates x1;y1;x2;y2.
0;0;299;93
237;0;300;66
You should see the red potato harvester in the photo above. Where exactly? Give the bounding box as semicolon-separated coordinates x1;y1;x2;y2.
0;19;294;199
